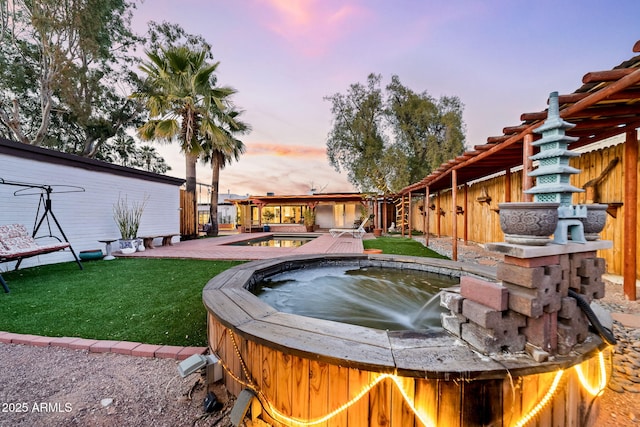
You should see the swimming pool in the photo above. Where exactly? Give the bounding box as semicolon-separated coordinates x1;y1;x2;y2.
225;234;317;247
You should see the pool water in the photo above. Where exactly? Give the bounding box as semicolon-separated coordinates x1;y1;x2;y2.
254;266;458;330
227;235;316;247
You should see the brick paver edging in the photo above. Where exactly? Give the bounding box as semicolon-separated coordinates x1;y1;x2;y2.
0;331;207;360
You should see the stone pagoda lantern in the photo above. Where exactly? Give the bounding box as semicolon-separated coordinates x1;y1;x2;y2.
524;91;586;244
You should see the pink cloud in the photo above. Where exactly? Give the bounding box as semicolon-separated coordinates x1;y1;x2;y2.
253;0;370;57
247;142;327;157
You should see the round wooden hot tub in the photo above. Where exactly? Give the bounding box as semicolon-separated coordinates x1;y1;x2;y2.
203;254;610;427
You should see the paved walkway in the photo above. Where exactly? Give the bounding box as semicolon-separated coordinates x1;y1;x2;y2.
118;232;365;260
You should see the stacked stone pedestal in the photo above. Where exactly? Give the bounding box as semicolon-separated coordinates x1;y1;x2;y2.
441;241;611;357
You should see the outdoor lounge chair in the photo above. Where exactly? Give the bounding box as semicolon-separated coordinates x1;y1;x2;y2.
329;217;369;239
0;224;78;293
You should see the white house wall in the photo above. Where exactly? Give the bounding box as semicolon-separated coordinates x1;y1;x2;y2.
0;139;183;270
315;204;334;229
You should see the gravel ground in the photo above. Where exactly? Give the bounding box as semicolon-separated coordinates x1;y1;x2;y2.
0;344;235;427
0;238;638;426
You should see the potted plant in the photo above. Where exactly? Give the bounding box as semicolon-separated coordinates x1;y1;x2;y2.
262;210;275;232
303;208;316;232
113;195;148;254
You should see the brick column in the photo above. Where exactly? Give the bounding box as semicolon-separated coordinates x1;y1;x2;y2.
442;241;611;357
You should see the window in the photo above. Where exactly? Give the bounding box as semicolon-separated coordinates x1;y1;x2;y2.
254;205;303;224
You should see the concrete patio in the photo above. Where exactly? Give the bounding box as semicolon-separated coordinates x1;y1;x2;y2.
117;232;368;261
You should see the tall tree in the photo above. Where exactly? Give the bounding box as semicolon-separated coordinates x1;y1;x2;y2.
136;145;170;173
386;75;466;183
0;0;143;155
325;74;466;193
201;109;249;236
325;73;390;193
132;46;235;238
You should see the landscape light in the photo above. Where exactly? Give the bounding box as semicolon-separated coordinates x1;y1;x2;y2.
177;354;219;378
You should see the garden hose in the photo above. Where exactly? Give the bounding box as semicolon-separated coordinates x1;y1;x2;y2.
568;288;617;346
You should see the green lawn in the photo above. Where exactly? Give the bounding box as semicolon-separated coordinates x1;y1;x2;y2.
363;236;449;258
0;258;243;347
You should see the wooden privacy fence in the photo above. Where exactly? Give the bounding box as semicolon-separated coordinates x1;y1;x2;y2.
180;189;196;239
408;143;638;278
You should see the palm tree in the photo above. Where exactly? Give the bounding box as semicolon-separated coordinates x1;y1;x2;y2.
201;109;249;236
112;134;138;167
132;46;235;238
137;145;170;173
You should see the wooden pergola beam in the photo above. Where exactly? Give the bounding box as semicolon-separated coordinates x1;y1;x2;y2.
486;136;511;144
624;129;638;301
568;116;640;131
521;105;640;121
582;68;636;84
558;88;640;104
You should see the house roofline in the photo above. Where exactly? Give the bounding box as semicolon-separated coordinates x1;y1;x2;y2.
0;137;185;186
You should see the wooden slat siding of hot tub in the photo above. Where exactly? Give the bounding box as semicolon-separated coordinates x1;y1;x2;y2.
292;356;311;423
500;362;603;427
416;378;437;425
462;379;503;426
552;375;567;427
224;324;242;397
212;318;602;427
389;376;412;426
208;320;235;394
347;369;370;425
371;375;392;427
536;370;556;426
309;359;329;426
439;380;463;425
499;378;522;426
275;351;292;423
240;333;251;399
327;364;348;427
567;371;580;426
247;339;278;426
521;372;539;426
262;345;280;423
486;380;505;426
539;371;556;426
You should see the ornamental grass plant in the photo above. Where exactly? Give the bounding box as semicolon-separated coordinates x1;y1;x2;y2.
113;195;148;239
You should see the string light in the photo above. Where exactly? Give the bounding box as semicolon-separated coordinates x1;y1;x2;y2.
511;350;610;427
574;351;608;396
219;328;608;427
512;369;565;427
259;373;436;427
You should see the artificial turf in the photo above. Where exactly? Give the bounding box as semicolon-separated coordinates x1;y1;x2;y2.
363;236;449;258
0;258;243;347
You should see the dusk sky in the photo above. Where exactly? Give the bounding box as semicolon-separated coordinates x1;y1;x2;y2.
131;0;640;197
